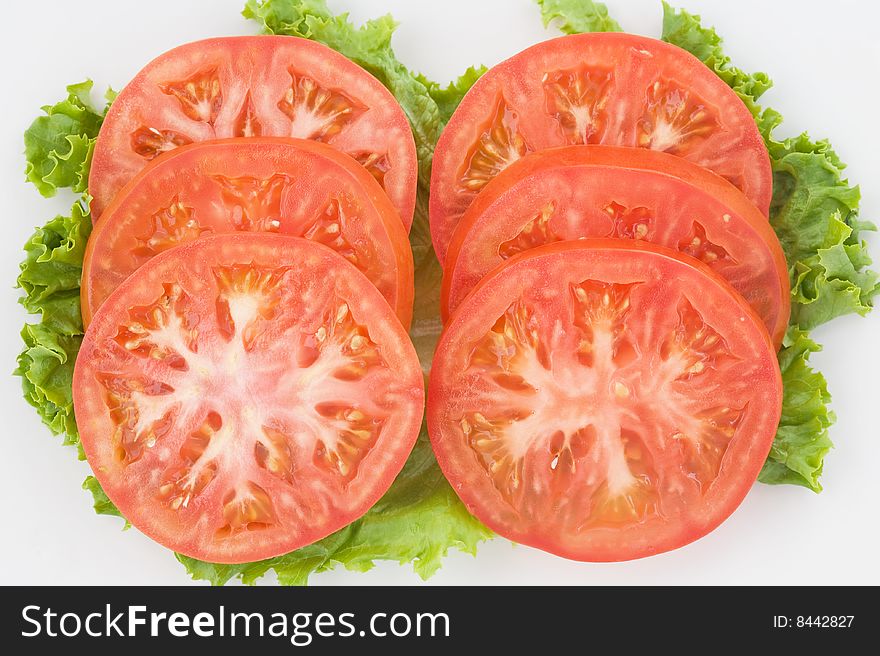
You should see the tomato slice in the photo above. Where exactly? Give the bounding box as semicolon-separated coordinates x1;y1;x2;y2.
430;33;772;264
428;240;782;562
74;234;424;563
89;36;417;228
442;146;789;346
82;138;413;328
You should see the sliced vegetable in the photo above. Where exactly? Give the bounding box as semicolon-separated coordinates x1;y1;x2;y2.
74;234;424;563
429;240;783;561
430;31;772;264
89;36;417;227
443;145;789;345
83;138;413;327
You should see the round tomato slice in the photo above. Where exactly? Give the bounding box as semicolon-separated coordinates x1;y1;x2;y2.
430;33;772;264
442;146;789;346
82;138;413;328
73;234;424;563
89;36;417;228
428;240;782;562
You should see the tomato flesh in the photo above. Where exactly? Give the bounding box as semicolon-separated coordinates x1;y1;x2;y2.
428;240;782;561
82;138;413;328
442;146;789;346
90;36;417;228
430;33;772;264
74;235;424;563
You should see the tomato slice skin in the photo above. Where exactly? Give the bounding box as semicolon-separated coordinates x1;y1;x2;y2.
428;239;782;562
430;33;772;265
82;137;413;328
74;234;424;563
442;145;789;347
89;36;417;228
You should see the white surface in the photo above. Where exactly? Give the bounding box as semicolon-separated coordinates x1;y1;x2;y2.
2;0;878;586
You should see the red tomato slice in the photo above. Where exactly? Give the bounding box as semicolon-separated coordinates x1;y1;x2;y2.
74;234;424;563
89;36;417;228
82;138;413;328
428;240;782;562
430;33;772;264
442;146;789;346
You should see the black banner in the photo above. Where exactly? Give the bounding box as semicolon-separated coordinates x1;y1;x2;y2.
0;586;872;652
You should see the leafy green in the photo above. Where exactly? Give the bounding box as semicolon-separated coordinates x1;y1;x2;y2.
660;2;771;101
83;476;130;527
15;199;92;454
758;329;833;490
24;81;111;197
659;3;876;489
416;66;487;127
18;198;92;334
16;323;83;450
178;432;490;585
536;0;622;34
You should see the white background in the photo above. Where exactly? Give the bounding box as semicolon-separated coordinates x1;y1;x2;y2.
2;0;878;585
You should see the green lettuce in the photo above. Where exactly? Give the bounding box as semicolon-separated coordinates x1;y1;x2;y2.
17;81;108;438
416;66;487;126
24;81;112;197
536;0;622;34
15;199;91;453
83;475;130;527
759;329;833;490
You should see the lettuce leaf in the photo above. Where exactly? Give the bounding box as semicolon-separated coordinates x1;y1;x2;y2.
417;66;487;126
23;81;112;197
759;329;833;490
82;476;130;527
15;198;91;454
659;3;876;489
536;0;622;34
16;323;83;450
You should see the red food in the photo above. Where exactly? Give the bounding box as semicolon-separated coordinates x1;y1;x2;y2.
430;33;772;264
74;234;425;563
82;138;413;327
429;240;782;561
442;146;789;346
